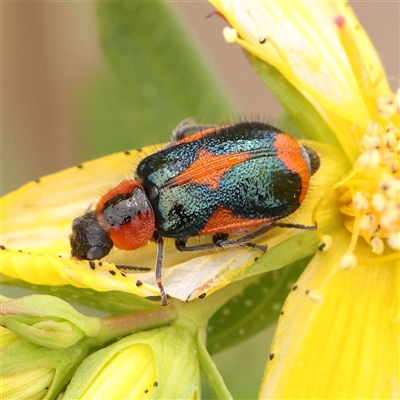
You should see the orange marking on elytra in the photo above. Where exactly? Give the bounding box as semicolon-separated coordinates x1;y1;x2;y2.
168;148;252;191
199;206;274;235
176;125;232;144
274;134;310;202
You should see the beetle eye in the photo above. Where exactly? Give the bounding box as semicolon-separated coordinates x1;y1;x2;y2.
87;246;107;260
147;184;159;202
303;145;320;176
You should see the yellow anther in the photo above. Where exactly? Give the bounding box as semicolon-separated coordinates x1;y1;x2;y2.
366;121;381;136
306;289;324;304
382;131;397;149
339;253;357;269
223;27;238;43
359;213;376;233
387;232;400;251
380;201;399;229
319;235;333;252
377;96;397;120
361;134;381;149
353;192;369;210
372;192;386;213
371;237;384;254
357;149;381;169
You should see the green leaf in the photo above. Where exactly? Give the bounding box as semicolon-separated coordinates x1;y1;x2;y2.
206;256;311;354
80;2;236;159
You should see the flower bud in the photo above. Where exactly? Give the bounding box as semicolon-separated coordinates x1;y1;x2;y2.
0;326;92;399
63;324;201;399
1;295;101;349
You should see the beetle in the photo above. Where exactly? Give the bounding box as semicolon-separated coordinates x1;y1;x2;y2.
70;121;320;305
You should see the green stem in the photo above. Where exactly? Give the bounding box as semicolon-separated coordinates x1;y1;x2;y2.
96;308;177;343
197;328;233;400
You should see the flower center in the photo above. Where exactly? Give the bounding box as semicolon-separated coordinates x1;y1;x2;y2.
340;89;400;255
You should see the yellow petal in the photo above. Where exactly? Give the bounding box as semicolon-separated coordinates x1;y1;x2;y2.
1;146;160;299
1;146;161;256
1;248;159;298
1;367;55;400
334;4;392;115
259;229;399;398
211;0;391;162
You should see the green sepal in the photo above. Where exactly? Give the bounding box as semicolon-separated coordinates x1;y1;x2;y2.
0;295;101;349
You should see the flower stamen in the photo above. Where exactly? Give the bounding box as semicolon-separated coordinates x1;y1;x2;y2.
312;90;399;264
311;166;360;240
339;91;400;256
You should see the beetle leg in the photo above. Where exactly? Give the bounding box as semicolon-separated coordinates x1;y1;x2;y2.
212;233;230;244
175;223;316;255
210;223;277;252
115;265;151;271
213;223;317;252
174;232;266;253
275;222;317;231
155;235;168;306
169;119;214;144
174;237;217;252
174;233;230;252
170;118;197;142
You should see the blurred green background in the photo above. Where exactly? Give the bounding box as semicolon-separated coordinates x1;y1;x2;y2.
2;2;399;399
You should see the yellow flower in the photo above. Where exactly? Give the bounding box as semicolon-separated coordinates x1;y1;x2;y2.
210;0;399;398
1;1;399;397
